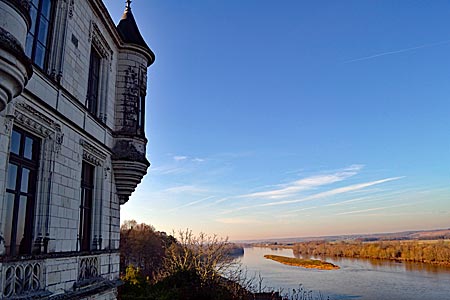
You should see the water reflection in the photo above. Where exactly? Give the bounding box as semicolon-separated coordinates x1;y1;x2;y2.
240;247;450;300
293;252;450;275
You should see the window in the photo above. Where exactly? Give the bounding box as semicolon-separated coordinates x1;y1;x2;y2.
137;93;145;135
25;0;53;69
86;47;101;116
4;128;40;255
79;161;94;251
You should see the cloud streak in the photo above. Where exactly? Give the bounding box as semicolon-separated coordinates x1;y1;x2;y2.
240;165;364;199
215;217;262;225
219;176;405;215
344;39;450;64
163;185;207;194
259;176;404;207
173;155;188;161
169;196;215;212
335;202;414;216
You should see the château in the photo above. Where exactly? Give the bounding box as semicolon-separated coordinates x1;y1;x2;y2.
0;0;154;298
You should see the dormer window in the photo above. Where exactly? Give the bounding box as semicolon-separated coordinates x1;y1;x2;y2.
25;0;53;69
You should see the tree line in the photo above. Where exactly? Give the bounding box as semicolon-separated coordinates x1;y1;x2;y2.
119;221;328;299
119;220;256;299
293;240;450;265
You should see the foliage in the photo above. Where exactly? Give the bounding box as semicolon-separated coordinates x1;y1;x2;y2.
282;285;330;300
119;222;331;299
120;223;250;299
161;230;236;281
293;240;450;265
120;220;176;281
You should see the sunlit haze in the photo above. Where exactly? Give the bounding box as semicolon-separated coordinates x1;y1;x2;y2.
103;0;450;240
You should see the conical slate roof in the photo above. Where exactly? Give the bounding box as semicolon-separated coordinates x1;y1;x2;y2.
117;2;154;61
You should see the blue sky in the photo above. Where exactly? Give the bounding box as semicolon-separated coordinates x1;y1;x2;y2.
104;0;450;240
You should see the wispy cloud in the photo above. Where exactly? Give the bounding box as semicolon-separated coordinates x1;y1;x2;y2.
215;217;262;225
335;203;413;216
163;185;207;194
240;164;364;199
324;196;373;207
173;155;188;161
258;177;404;206
151;165;186;175
169;196;215;212
192;158;205;163
260;177;404;207
290;206;318;213
343;39;450;64
219;176;404;215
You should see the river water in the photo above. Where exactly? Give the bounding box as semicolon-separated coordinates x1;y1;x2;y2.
238;247;450;300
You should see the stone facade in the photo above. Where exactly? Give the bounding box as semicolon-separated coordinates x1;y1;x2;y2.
0;0;154;299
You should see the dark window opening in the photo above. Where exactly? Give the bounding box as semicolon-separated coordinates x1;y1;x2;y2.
137;93;145;135
79;161;94;251
5;128;40;256
26;0;53;69
86;47;101;116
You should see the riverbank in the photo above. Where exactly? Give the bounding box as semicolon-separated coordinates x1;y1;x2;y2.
264;254;339;270
292;240;450;268
243;246;450;300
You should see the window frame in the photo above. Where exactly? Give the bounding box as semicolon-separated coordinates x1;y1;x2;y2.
137;93;145;135
25;0;55;70
79;161;95;252
4;127;41;256
86;47;102;117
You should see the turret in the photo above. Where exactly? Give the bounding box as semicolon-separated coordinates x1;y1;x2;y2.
0;0;33;111
112;0;154;204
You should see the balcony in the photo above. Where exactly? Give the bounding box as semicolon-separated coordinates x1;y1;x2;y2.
112;138;149;204
0;259;50;299
0;251;120;299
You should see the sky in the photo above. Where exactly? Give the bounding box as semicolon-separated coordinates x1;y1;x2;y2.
103;0;450;240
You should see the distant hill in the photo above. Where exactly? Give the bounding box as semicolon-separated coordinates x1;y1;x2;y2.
235;228;450;245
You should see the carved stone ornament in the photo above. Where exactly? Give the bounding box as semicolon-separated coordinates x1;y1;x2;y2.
13;103;63;148
68;0;75;19
88;21;112;60
140;65;147;93
2;261;44;298
3;114;14;134
80;138;107;166
78;256;99;281
112;140;147;165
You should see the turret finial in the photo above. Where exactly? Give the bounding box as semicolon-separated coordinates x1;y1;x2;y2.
126;0;132;10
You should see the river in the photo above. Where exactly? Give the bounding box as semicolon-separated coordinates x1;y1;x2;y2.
237;247;450;300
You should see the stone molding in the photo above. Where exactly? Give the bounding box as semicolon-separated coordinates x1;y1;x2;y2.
68;0;74;19
80;138;107;166
89;21;113;64
13;102;62;142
